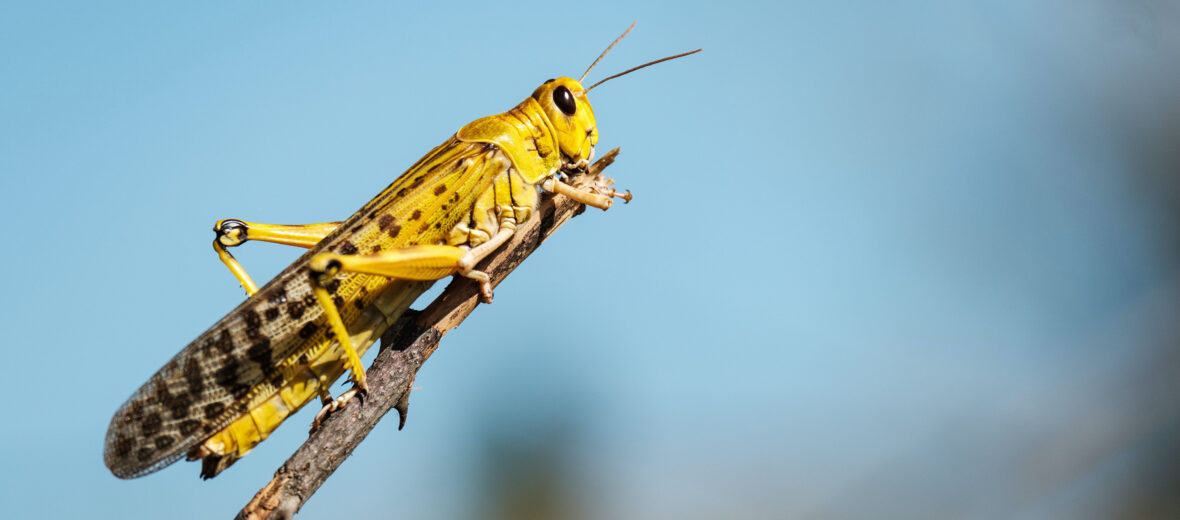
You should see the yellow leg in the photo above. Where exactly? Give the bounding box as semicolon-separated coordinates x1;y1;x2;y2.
215;219;342;248
306;243;476;397
214;240;260;295
310;277;370;393
310;216;516;299
305;223;518;399
212;219;342;296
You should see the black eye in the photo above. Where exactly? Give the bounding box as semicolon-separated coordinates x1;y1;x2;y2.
553;86;576;116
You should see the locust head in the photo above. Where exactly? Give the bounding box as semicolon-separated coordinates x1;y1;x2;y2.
532;77;598;170
529;23;700;172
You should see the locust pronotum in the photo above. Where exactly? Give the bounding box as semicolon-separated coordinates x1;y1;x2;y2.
104;24;699;479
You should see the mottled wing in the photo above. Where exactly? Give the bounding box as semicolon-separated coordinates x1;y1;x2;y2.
104;137;513;478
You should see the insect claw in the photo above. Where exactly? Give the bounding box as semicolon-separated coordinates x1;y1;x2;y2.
310;387;363;432
479;281;494;304
310;407;331;432
458;269;495;303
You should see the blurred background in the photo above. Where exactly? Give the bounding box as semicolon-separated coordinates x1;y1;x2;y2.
2;1;1179;518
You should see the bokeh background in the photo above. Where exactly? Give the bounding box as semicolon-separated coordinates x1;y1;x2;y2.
3;1;1180;519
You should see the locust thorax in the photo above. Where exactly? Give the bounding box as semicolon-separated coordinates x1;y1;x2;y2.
532;77;598;169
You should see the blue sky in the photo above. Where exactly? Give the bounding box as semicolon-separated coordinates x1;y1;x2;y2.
3;1;1180;519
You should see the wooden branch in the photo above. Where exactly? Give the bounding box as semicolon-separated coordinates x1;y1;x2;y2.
236;148;622;520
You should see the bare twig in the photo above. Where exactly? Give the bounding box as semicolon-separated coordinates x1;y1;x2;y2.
236;148;621;520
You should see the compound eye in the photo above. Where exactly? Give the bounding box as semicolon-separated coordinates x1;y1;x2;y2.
553;85;576;116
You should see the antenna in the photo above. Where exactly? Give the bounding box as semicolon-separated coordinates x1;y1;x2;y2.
585;49;702;92
579;22;636;83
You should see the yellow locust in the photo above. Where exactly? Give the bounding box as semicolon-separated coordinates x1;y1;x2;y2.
104;24;698;479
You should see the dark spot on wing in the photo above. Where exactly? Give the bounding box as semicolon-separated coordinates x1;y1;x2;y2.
409;210;422;221
298;322;319;339
178;419;202;436
204;402;226;420
434;185;447;196
378;214;395;230
231;383;251;398
339;242;358;255
325;279;340;294
212;330;234;354
333;295;345;309
214;359;238;389
183;358;203;395
243;310;262;339
287;299;306;319
264;307;280;322
152;384;191;421
154;435;175;450
167;393;193;421
142;412;162;437
113;434;133;458
353;299;365;310
127;401;144;423
387;224;402;239
246;337;273;369
136;447;154;463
